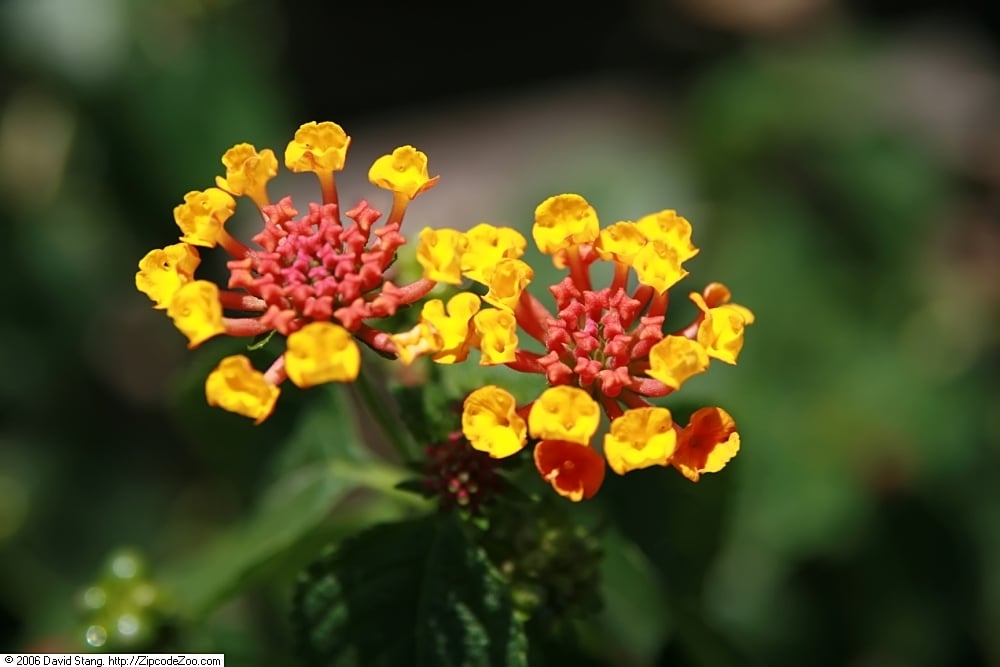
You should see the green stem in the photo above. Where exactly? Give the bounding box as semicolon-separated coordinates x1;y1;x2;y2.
354;369;418;462
327;459;428;509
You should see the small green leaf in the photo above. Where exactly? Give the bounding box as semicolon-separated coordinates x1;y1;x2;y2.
293;514;527;666
246;330;276;351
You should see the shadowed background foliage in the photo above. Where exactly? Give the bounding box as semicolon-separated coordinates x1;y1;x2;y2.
2;0;999;664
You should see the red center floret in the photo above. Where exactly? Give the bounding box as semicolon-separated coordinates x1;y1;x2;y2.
226;196;407;336
536;277;666;397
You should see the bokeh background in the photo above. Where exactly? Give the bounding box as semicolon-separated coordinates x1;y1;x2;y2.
2;0;999;663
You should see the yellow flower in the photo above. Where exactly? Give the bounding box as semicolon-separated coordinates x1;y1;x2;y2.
416;227;468;284
368;146;439;200
461;224;527;284
646;335;710;390
603;407;678;475
483;258;533;311
284;121;351;173
672;407;740;482
173;188;236;248
390;321;441;366
462;385;528;458
422;293;481;364
527;386;600;445
215;143;278;208
532;194;599;262
472;308;518;365
691;293;755;364
166;280;225;348
205;355;280;424
636;210;698;263
135;243;200;309
594;221;646;264
632;239;687;294
284;322;361;387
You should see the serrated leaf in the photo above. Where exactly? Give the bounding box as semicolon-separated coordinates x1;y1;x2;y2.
293;514;527;666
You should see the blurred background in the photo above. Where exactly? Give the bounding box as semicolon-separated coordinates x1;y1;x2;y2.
1;0;998;663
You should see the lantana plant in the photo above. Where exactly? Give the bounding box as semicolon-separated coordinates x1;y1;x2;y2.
126;121;754;663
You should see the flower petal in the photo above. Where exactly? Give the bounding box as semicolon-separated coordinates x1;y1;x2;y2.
534;439;606;501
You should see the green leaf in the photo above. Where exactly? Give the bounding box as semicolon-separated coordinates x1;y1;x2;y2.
657;600;755;667
293;514;527;666
160;463;356;617
159;386;407;617
597;530;672;662
601;459;735;602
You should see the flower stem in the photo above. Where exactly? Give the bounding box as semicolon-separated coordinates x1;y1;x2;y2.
354;368;418;462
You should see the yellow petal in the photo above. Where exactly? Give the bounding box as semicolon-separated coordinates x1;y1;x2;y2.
166;280;225;348
135;243;200;309
214;143;278;207
633;239;687;294
462;223;527;284
422;293;481;364
482;258;533;311
690;292;752;365
647;336;710;390
205;355;280;424
173;188;236;248
595;221;646;264
532;194;599;257
416;227;468;284
390;321;441;366
635;210;698;262
285;322;361;387
527;386;600;446
284;121;351;173
472;308;518;365
368;146;439;200
603;407;677;475
462;385;527;458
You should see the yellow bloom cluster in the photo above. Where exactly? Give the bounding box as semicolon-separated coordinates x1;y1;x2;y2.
137;122;752;504
428;193;754;500
391;223;533;367
136;122;440;422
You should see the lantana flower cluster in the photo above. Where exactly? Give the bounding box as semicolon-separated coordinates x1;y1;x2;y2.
136;122;440;423
137;121;753;502
399;194;754;501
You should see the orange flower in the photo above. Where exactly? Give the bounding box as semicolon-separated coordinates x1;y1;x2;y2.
534;440;606;502
671;407;741;482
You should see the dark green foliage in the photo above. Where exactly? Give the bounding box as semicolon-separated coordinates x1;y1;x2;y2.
292;514;527;666
602;458;734;602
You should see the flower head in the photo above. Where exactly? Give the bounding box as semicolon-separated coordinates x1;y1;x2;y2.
137;122;449;421
449;194;753;499
422;431;504;515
